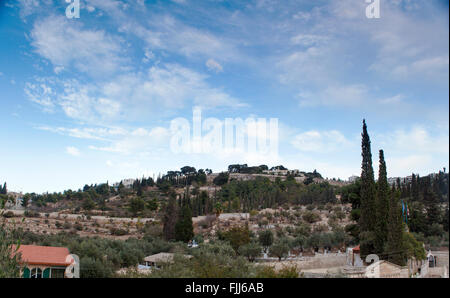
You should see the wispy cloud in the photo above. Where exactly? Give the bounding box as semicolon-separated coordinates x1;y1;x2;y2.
30;16;126;78
291;130;355;153
206;59;223;73
66;146;81;156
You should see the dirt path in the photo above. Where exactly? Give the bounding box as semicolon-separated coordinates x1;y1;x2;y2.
5;209;155;224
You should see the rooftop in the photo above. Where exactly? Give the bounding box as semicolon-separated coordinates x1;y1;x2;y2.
144;252;192;263
12;245;74;267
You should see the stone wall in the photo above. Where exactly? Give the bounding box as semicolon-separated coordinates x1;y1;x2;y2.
260;254;347;271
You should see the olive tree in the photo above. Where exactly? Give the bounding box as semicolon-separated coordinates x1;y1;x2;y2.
0;216;22;278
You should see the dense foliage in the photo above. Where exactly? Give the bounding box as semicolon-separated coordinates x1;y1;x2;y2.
0;217;22;278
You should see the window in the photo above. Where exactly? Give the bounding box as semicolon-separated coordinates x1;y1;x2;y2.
31;268;42;278
51;268;66;278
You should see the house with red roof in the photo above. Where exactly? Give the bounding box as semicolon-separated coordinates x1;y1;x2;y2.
12;245;76;278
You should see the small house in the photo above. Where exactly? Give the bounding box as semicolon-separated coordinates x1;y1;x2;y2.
13;245;76;278
141;252;192;270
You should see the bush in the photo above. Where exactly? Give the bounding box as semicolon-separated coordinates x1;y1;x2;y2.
350;209;360;221
335;210;346;221
314;224;328;233
24;210;40;218
198;240;236;257
238;242;262;262
193;234;204;244
223;226;251;252
258;230;274;252
249;210;259;217
63;221;72;229
427;223;444;237
74;222;83;231
143;222;163;238
213;172;229;186
277;265;300;278
254;265;300;278
270;240;290;261
295;223;311;237
302;211;321;223
2;211;15;218
110;227;128;236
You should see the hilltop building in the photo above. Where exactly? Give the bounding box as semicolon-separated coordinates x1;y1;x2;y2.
348;176;359;183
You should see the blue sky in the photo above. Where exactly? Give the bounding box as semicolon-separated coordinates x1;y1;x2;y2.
0;0;448;193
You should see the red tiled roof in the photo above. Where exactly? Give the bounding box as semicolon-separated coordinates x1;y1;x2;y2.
353;245;360;253
12;245;74;267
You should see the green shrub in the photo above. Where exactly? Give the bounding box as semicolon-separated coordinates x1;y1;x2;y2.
110;227;128;236
2;211;15;218
24;210;40;218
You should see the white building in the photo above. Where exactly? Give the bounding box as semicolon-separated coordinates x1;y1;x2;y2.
113;178;136;189
348;176;359;183
388;177;400;185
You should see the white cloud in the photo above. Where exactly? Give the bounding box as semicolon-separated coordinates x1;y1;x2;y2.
277;46;332;85
291;130;354;153
371;125;449;177
99;64;246;113
25;63;246;125
66;146;81;156
37;126;127;141
24;82;56;112
298;84;368;107
119;15;239;62
89;126;171;155
142;49;155;63
206;59;223;73
58;84;122;122
30;16;125;78
53;66;64;74
290;34;328;47
273;0;449;111
17;0;40;19
378;94;405;105
292;11;311;21
84;0;129;19
375;126;449;155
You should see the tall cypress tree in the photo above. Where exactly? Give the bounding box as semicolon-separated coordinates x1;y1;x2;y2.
411;174;420;202
163;193;178;241
385;190;406;266
359;119;377;257
375;150;390;254
423;181;441;235
175;205;194;243
0;183;6;195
